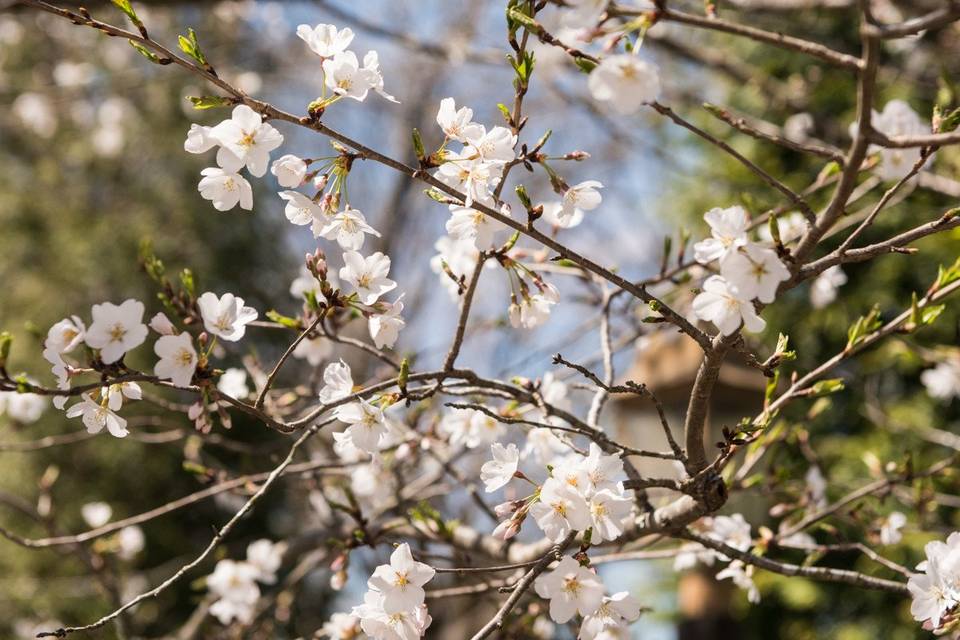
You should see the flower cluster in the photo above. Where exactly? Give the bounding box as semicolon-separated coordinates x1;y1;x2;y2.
533;555;642;637
672;513;759;602
186;105;283;211
347;543;434;639
41;291;257;438
856;99;930;181
489;442;634;545
297;23;396;104
921;357;960;401
206;539;285;625
691;206;790;335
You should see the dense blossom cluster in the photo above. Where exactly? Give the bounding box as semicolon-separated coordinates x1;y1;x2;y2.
5;2;960;638
691;206;791;335
206;539;285;625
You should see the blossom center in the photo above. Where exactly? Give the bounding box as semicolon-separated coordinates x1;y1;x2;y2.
109;323;127;342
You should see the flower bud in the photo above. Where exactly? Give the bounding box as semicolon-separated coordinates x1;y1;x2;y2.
148;312;176;336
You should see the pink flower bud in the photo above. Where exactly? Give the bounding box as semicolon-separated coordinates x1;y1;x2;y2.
148;312;176;336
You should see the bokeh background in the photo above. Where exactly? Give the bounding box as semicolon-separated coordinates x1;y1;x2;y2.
1;0;959;638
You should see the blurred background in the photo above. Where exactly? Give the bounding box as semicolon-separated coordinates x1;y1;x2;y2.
0;0;959;638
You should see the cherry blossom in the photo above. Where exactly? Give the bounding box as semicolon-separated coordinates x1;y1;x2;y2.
578;592;642;640
369;296;405;349
866;100;930;181
81;502;113;528
588;489;634;542
558;180;602;226
197;291;258;342
207;559;260;625
810;265;847;309
693;205;751;264
279;189;322;226
692;275;766;336
217;368;250;398
317;206;381;250
339;251;397;305
66;393;129;438
246;539;285;584
319;359;355;403
533;556;605;623
436;97;482;142
293;336;333;366
319;612;364;639
480;442;520;493
209;104;283;177
720;243;790;304
446;199;508;250
367;543;436;614
530;477;592;542
270;154;308;188
334;399;388;453
588;55;661;115
921;359;960;400
880;511;907;545
0;389;47;423
102;381;141;411
352;590;431;640
296;23;354;59
84;299;148;364
153;333;197;388
198;167;254;211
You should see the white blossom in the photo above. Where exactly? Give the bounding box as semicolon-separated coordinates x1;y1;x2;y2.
102;381;141;411
0;389;48;424
320;359;355;403
340;251;397;305
588;489;634;542
66;393;129;438
197;291;259;342
207;559;260;625
720;243;790;304
530;477;592;542
198;167;254;211
218;368;250;398
209;104;283;177
692;275;766;336
297;23;354;58
921;360;960;400
153;332;198;388
271;154;308;188
367;543;436;614
588;55;661;114
246;539;285;584
84;299;148;364
436;97;482;142
334;399;388;453
463;125;517;164
446;199;508;250
810;265;847;309
868;100;930;181
480;443;520;493
293;336;333;366
319;612;365;639
352;590;431;640
533;556;605;623
558;180;602;226
880;511;907;545
369;296;405;349
578;592;642;640
81;502;113;528
693;206;751;264
317;206;381;250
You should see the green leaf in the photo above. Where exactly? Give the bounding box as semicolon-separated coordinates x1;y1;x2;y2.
187;95;233;110
411;128;425;161
265;310;301;329
177;28;207;66
179;268;195;297
111;0;143;28
496;102;512;123
573;57;597;73
506;7;538;30
129;40;159;63
921;304;946;326
935;256;960;290
0;331;11;369
845;304;882;350
936;105;960;133
810;378;845;397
